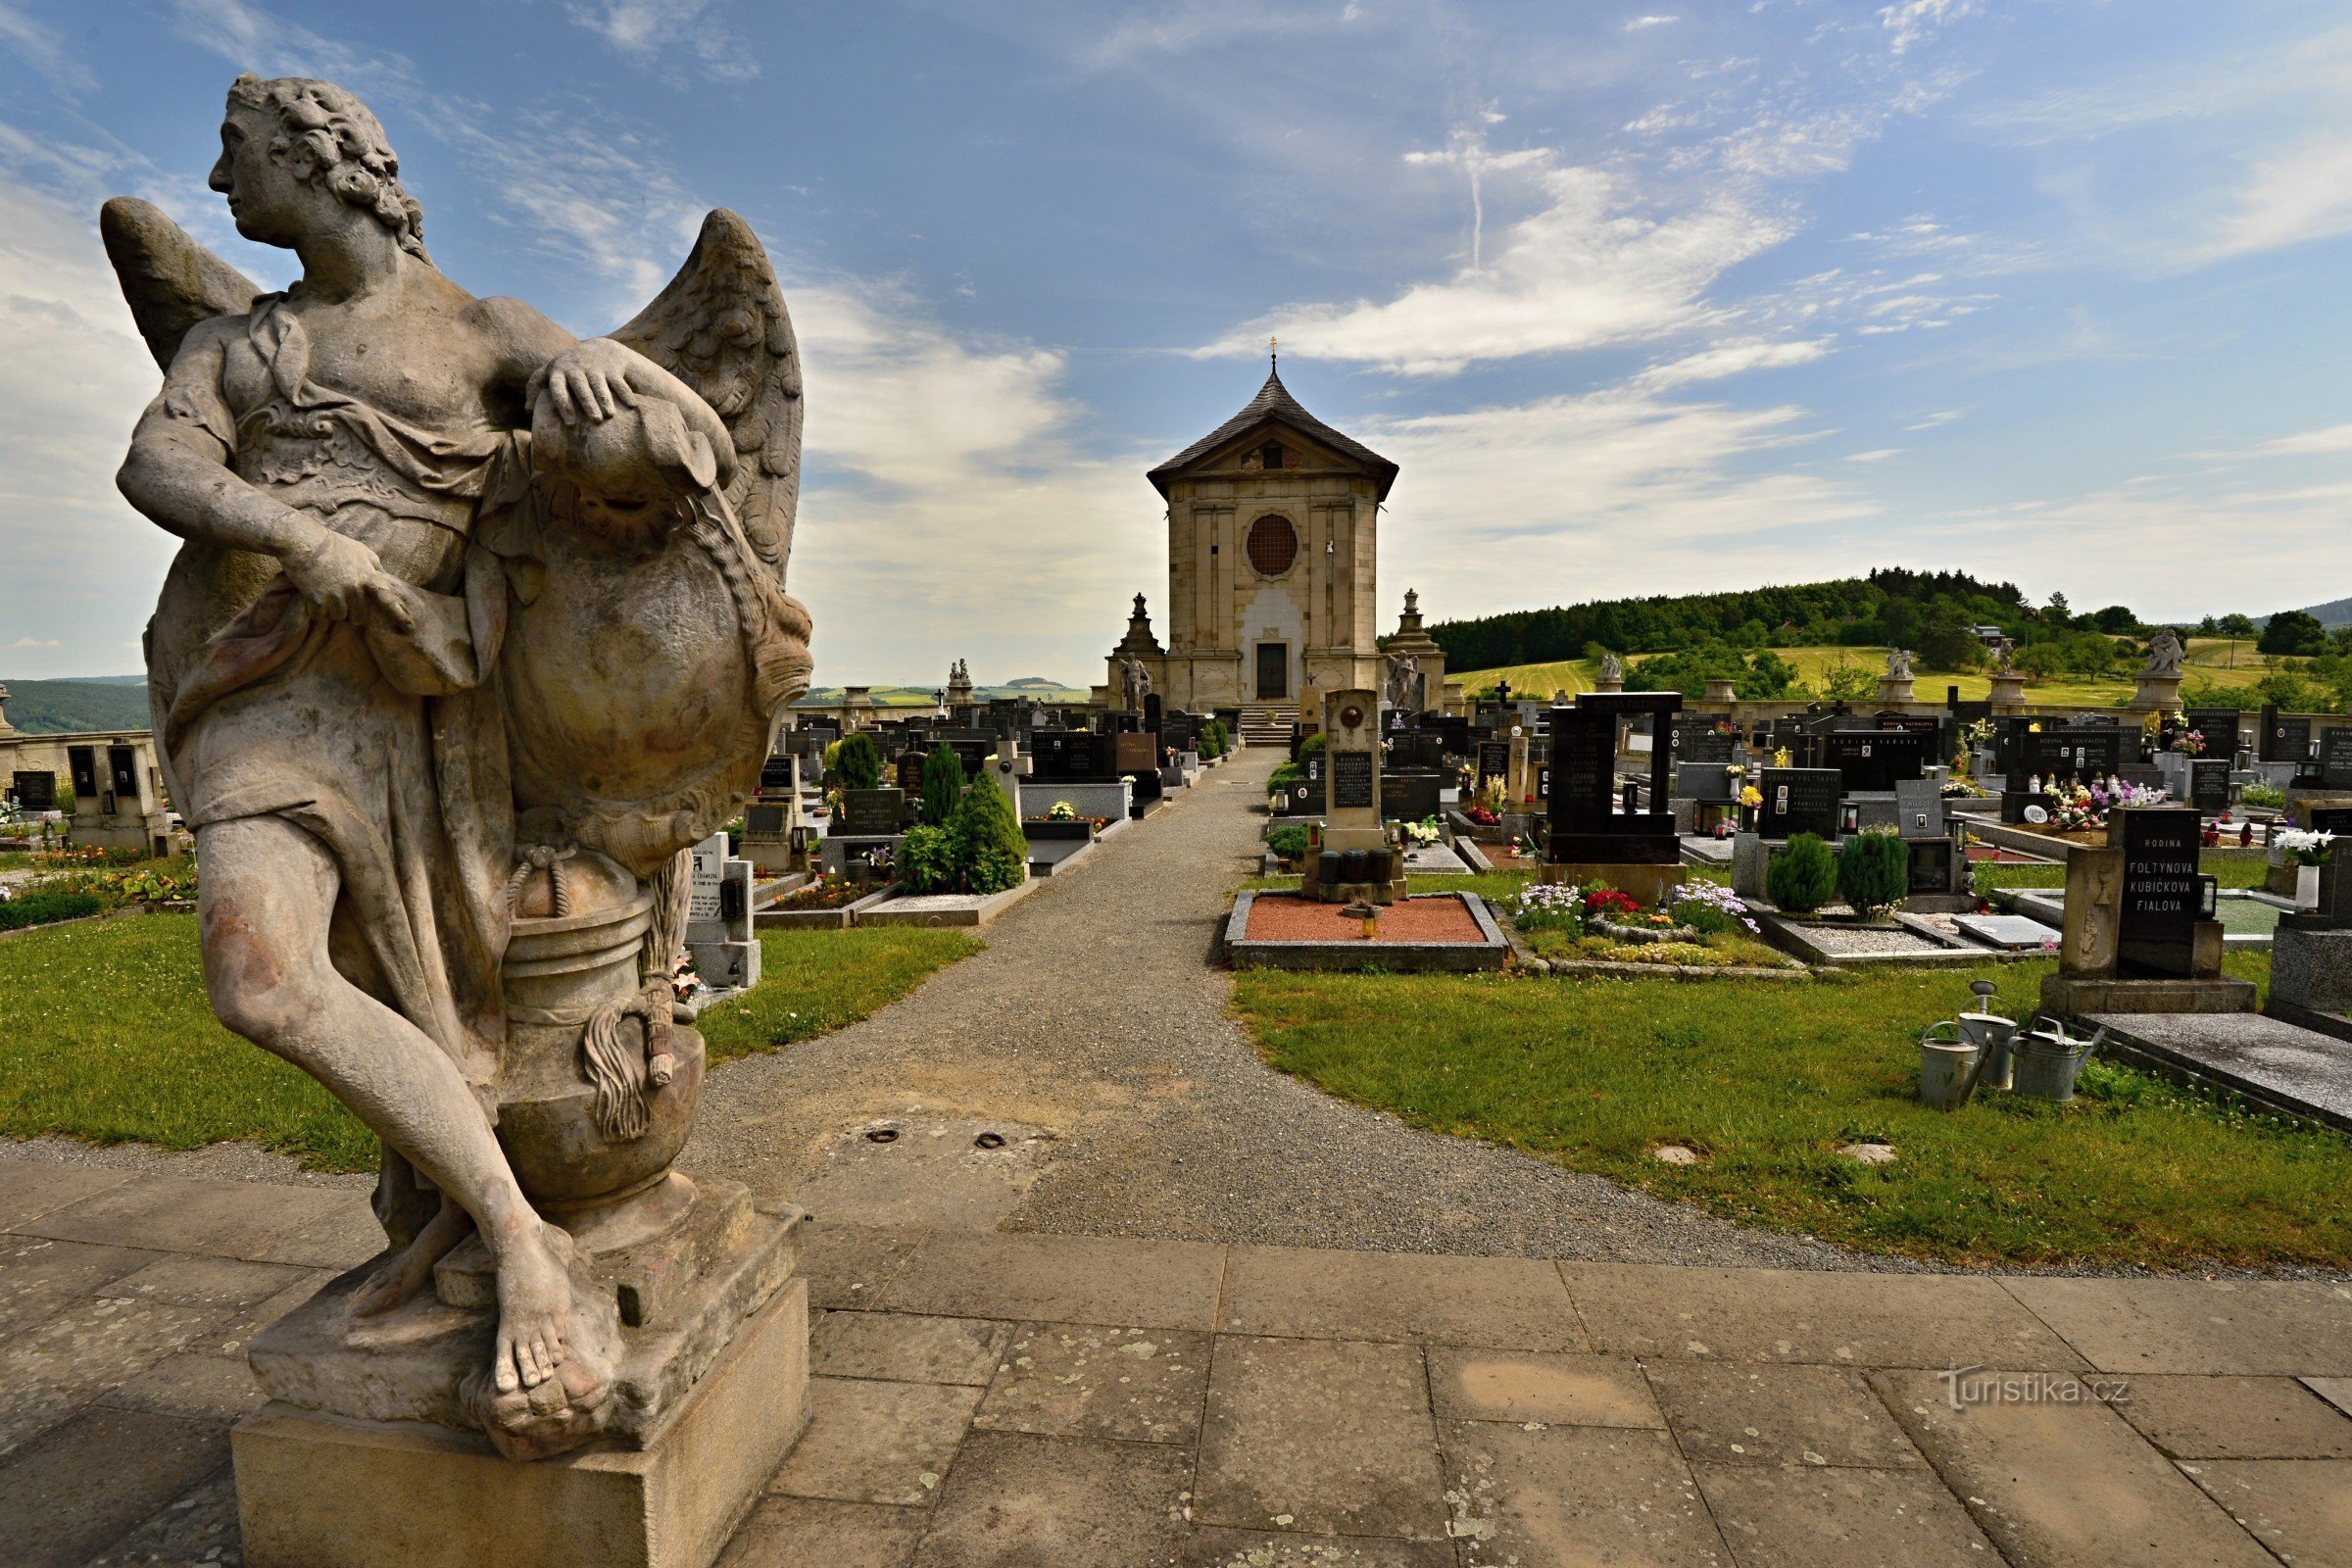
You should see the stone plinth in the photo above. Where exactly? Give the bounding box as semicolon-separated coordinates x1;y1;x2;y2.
234;1273;808;1568
2130;672;2184;712
2271;925;2352;1014
2040;975;2258;1016
1539;861;1689;906
1988;673;2027;709
1877;677;1916;705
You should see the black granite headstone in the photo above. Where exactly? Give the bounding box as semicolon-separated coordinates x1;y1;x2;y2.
11;770;55;811
2017;729;2126;784
1823;730;1930;792
1034;731;1116;781
1381;770;1444;822
2322;729;2352;790
2184;709;2243;757
840;788;906;837
2262;709;2311;763
2117;808;2201;979
1907;839;1953;894
2189;760;2230;813
1477;741;1510;783
1757;768;1840;840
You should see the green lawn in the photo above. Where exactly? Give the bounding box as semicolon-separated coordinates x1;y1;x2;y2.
1231;952;2340;1270
0;915;975;1172
1975;847;2271;893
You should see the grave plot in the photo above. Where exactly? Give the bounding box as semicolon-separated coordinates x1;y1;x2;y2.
1223;889;1507;972
1493;878;1798;974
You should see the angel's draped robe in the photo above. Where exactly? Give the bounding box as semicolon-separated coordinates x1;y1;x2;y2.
143;298;526;1153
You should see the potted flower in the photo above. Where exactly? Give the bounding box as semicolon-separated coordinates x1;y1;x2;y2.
2276;828;2335;909
1739;783;1762;830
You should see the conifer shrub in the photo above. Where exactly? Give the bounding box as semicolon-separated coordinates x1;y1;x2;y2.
1767;832;1837;913
919;745;965;827
1837;826;1909;918
948;779;1028;894
834;732;883;791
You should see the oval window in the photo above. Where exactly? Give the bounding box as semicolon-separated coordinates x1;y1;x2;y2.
1246;514;1298;577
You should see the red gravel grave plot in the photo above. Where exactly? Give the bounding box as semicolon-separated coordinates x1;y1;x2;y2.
1243;893;1487;944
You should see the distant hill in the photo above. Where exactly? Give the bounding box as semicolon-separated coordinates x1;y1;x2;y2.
2290;596;2352;629
1;677;153;735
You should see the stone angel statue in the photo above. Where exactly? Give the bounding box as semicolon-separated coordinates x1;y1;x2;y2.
1599;651;1624;683
107;75;810;1460
1886;647;1914;681
2143;626;2185;676
1994;637;2017;676
1117;653;1152;714
1383;650;1423;712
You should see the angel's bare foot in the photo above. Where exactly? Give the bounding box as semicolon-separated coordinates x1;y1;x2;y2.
491;1220;575;1395
352;1198;473;1317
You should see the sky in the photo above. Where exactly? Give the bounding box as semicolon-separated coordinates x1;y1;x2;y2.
1;0;2349;687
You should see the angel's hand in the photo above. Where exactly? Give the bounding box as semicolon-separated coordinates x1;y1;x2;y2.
536;339;645;427
283;529;415;632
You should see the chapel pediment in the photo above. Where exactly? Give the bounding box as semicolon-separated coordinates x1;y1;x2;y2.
1149;364;1397;500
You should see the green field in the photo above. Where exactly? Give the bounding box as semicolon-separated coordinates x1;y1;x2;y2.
0;916;975;1172
1454;640;2278;708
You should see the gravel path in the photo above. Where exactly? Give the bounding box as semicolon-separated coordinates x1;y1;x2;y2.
684;749;1900;1269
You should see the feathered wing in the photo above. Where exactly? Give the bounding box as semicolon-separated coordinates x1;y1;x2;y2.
99;197;264;371
611;209;803;589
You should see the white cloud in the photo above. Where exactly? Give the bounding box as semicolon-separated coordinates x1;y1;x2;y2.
0;3;95;94
563;0;760;82
2205;133;2352;260
1843;448;1901;463
1632;336;1831;390
1201;152;1791;374
1625;15;1679;30
1879;0;1979;57
2196;420;2352;464
9;637;64;650
1906;410;1966;430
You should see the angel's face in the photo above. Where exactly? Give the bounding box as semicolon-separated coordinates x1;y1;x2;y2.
208;107;308;248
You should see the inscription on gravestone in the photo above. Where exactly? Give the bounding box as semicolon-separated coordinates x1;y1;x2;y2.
2189;760;2230;813
689;833;726;922
2322;729;2352;790
2265;714;2312;763
2118;808;2201;979
1550;712;1614;834
1477;741;1510;783
1332;751;1376;811
1757;768;1840;840
1824;730;1930;792
11;771;55;811
2184;709;2242;756
840;788;906;836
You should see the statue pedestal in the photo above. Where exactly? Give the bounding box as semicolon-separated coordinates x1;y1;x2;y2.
234;1190;809;1568
2130;672;2184;712
1876;677;1916;705
1988;674;2027;708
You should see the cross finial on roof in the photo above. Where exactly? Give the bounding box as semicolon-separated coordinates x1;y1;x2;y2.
1270;334;1277;371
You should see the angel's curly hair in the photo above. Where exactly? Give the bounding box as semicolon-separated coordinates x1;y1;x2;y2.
225;74;429;263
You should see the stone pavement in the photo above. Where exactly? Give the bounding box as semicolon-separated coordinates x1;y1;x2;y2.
5;1157;2352;1566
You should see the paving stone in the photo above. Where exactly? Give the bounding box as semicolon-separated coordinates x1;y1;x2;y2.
769;1375;982;1506
1195;1336;1445;1540
1691;1461;1998;1568
189;1269;336;1361
97;1350;269;1424
1645;1360;1925;1468
1426;1348;1661;1428
814;1310;1010;1386
2005;1276;2352;1376
83;1460;243;1568
2307;1376;2352;1418
21;1176;351;1261
97;1253;317;1310
882;1230;1223;1331
1218;1246;1582;1350
0;1406;228;1568
1439;1421;1727;1567
2116;1375;2352;1459
244;1198;383;1270
2180;1457;2352;1566
0;1235;154;1337
974;1322;1209;1444
1872;1367;2276;1566
716;1496;925;1568
909;1431;1191;1568
1177;1531;1456;1567
802;1222;927;1311
0;1161;136;1232
1562;1262;2083;1369
0;1296;220;1456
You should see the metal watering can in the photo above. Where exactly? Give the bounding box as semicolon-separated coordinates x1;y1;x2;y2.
1918;981;2022;1109
2009;1017;2105;1103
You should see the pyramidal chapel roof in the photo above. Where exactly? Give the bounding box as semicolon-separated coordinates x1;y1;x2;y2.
1148;365;1398;501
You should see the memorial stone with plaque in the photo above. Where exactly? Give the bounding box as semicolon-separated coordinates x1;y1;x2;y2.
1757;768;1841;840
1309;688;1400;903
2190;760;2230;814
2117;808;2202;979
2322;729;2352;790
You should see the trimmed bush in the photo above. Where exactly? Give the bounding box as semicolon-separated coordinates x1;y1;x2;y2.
948;779;1028;894
0;889;105;931
1199;719;1229;760
1767;833;1838;913
834;732;883;791
1300;731;1327;757
1837;827;1910;917
898;824;956;894
918;745;965;827
1265;824;1310;860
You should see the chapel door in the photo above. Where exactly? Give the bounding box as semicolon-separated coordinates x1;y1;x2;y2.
1255;643;1288;701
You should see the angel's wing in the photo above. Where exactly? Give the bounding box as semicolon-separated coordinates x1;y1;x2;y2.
612;210;802;587
99;198;263;371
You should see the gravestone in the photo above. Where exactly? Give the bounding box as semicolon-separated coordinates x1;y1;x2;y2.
2322;730;2352;790
1824;730;1931;792
1310;688;1398;903
1679;725;1736;763
1331;750;1375;811
2185;709;2243;756
1894;778;1945;841
11;770;55;811
1477;740;1510;784
840;788;906;837
895;753;925;792
1113;732;1157;776
1757;768;1841;840
687;834;759;991
1381;769;1444;822
1907;839;1954;894
1545;693;1680;875
2190;760;2230;813
1033;730;1115;782
2261;708;2311;763
2017;728;2126;784
2116;807;2202;979
1674;761;1736;802
2119;762;2168;797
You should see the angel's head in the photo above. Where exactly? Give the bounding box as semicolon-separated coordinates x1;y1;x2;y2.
211;74;427;262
